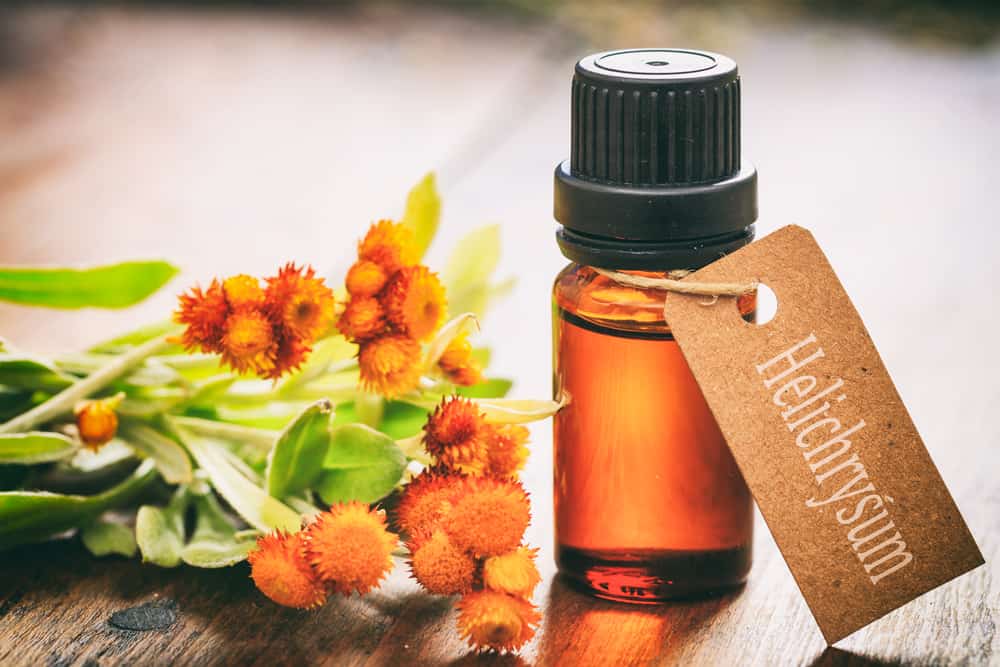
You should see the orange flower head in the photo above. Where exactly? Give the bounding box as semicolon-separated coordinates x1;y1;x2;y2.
457;591;540;653
485;424;530;479
248;530;327;609
223;274;266;309
268;335;312;380
337;296;387;342
382;266;447;342
358;219;417;274
175;279;229;352
358;334;421;397
444;476;530;557
345;260;389;298
483;546;541;598
303;502;397;595
74;397;120;451
423;397;489;475
437;333;482;386
265;263;336;341
408;529;476;595
396;466;465;536
221;308;276;375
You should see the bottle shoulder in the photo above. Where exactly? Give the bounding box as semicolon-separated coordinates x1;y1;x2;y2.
553;263;673;334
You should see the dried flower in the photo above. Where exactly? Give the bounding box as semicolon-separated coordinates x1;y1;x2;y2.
265;263;336;341
444;476;530;557
272;335;311;378
338;296;387;342
395;466;464;536
485;424;530;479
408;529;476;595
345;259;389;298
248;530;327;609
457;590;540;653
74;396;121;451
358;334;422;397
223;274;266;309
358;219;417;274
382;265;446;342
220;308;277;376
482;547;540;598
175;279;228;353
437;333;482;386
303;502;397;595
422;397;489;474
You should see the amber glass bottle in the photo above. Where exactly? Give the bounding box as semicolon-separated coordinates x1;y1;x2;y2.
552;49;759;603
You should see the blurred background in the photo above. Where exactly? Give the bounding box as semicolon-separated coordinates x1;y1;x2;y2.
0;0;997;567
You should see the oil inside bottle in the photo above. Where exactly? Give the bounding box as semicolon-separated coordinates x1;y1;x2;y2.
553;265;754;603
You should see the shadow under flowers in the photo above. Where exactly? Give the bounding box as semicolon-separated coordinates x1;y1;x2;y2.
532;574;740;666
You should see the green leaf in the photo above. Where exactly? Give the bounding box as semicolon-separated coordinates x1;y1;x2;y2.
332;401;430;440
136;487;189;567
353;392;384;429
0;459;157;549
56;353;182;387
443;224;500;289
0;261;179;309
179;432;300;533
401;172;440;259
0;353;75;391
180;493;255;568
81;516;137;558
265;399;333;499
315;424;406;505
448;276;516;320
456;378;514;399
89;320;180;353
214;402;311;430
119;421;193;485
0;431;78;464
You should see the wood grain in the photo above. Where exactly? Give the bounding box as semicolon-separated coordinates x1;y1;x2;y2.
0;5;996;666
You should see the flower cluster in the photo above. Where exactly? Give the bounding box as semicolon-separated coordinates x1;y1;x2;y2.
340;220;483;396
175;264;335;379
248;502;397;609
396;397;540;653
339;220;444;395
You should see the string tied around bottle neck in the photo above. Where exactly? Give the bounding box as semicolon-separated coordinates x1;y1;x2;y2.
592;268;757;310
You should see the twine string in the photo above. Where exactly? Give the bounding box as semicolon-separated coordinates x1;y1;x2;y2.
592;268;758;313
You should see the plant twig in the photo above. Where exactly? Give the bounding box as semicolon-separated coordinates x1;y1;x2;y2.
0;334;172;434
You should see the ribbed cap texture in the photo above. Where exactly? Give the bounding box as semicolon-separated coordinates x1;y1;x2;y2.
570;67;741;186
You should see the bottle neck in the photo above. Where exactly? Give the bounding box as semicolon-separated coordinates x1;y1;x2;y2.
556;225;755;271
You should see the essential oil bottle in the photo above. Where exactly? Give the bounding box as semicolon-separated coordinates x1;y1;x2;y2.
552;49;758;603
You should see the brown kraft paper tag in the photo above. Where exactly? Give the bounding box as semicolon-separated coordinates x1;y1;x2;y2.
662;225;984;644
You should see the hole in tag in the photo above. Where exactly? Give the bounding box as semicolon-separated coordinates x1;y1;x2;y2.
741;282;777;325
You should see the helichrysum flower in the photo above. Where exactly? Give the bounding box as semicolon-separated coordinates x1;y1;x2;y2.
223;274;266;309
485;424;530;479
74;396;121;451
358;219;417;274
444;476;530;557
358;334;422;397
395;466;465;536
265;262;336;341
437;332;482;386
248;530;327;609
457;590;540;653
337;296;386;342
408;529;476;595
345;259;389;298
482;546;541;598
382;265;446;342
175;264;335;379
422;397;490;474
303;502;397;595
175;279;228;353
221;308;277;376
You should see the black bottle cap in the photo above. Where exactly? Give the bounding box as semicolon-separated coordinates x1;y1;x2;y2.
554;48;757;269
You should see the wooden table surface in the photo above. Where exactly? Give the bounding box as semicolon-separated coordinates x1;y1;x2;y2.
0;5;997;666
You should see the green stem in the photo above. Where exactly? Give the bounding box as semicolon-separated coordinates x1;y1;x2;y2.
168;416;278;450
0;334;172;434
